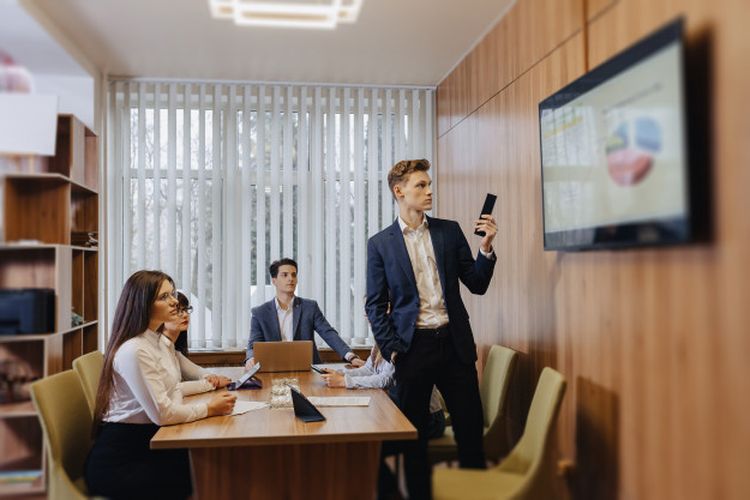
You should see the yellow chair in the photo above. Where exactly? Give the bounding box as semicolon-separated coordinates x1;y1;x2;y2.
73;351;104;415
30;370;92;500
433;367;567;500
429;345;518;463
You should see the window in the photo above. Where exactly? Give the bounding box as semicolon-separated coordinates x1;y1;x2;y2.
108;81;434;350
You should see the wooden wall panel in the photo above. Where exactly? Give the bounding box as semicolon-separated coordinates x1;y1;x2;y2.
435;0;750;498
439;33;586;500
436;78;451;137
586;0;617;20
718;1;750;497
447;59;471;130
584;0;750;498
438;0;583;136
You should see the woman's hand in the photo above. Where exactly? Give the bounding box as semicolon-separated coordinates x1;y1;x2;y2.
321;372;346;388
206;374;232;389
207;391;237;416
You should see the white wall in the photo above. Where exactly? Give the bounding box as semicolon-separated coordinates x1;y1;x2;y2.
33;74;94;128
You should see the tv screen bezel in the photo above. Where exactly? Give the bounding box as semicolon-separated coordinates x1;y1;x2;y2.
538;18;691;251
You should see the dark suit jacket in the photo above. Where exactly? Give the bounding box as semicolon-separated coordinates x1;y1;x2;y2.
245;296;351;364
365;216;496;364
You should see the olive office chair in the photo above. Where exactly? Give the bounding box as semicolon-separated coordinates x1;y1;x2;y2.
429;344;518;464
73;350;104;415
30;370;92;500
433;367;567;500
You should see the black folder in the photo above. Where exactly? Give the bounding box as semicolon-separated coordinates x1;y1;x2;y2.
288;385;326;422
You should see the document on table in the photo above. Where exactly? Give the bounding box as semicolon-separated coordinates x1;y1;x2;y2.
307;396;371;407
231;401;268;415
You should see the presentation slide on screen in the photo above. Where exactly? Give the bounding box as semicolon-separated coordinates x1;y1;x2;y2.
540;43;687;233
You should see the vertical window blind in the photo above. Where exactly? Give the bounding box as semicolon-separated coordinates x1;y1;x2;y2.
107;80;434;350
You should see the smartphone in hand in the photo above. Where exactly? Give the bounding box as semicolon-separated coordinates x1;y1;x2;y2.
474;193;497;237
311;365;325;374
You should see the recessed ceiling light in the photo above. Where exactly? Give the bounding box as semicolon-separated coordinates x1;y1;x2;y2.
207;0;364;30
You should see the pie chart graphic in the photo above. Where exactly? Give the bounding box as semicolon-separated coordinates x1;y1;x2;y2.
606;117;662;186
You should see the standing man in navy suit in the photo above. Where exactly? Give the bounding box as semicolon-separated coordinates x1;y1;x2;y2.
245;258;365;369
366;159;497;499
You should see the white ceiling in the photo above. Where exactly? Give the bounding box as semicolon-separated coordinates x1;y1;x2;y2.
28;0;515;86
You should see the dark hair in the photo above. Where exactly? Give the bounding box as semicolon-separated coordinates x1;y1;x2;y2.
387;159;431;195
269;258;298;278
92;270;174;434
173;291;190;357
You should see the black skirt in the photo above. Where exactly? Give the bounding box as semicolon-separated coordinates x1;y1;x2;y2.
85;422;192;500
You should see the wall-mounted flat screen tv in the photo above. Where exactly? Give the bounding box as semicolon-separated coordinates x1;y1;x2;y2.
539;19;690;251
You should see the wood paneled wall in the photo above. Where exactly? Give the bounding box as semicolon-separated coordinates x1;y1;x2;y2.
436;0;750;499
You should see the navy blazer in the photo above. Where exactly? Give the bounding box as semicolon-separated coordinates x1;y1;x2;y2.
245;296;352;364
365;216;496;364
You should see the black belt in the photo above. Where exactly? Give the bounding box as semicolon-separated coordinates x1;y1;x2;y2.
415;324;450;338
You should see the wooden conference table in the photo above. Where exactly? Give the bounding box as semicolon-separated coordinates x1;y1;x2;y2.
151;367;417;499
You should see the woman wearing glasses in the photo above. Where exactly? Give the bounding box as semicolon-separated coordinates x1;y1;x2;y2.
85;271;236;499
161;290;231;393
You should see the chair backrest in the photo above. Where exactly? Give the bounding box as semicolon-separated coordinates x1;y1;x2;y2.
480;345;518;459
30;370;92;499
480;345;517;427
73;350;104;415
497;366;566;497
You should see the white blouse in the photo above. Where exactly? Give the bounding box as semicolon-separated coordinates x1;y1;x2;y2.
162;340;214;396
103;329;209;425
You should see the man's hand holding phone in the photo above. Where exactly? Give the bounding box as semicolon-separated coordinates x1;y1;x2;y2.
474;193;498;253
475;214;498;253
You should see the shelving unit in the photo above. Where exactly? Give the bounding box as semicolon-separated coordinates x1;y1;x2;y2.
0;114;99;497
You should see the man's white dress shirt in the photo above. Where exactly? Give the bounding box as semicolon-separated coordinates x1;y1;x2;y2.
274;296;295;342
398;216;494;328
398;216;450;328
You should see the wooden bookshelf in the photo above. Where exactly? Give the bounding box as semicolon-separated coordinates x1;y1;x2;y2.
0;113;99;497
2;176;71;245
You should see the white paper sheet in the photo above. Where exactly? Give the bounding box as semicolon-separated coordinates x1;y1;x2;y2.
231;400;268;415
307;396;371;407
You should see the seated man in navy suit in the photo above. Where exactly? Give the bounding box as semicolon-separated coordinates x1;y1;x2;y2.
244;258;365;369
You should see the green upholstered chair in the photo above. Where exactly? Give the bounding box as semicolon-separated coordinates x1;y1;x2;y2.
433;367;567;500
30;370;92;500
429;345;518;464
73;350;104;415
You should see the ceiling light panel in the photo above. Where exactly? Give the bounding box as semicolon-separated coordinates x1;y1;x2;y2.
208;0;364;29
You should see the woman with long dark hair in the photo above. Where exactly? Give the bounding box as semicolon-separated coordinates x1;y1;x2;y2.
85;270;236;499
162;290;231;393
